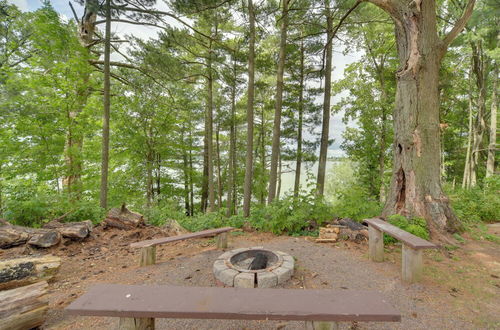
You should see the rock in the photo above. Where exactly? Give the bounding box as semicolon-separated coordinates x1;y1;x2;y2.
162;219;188;235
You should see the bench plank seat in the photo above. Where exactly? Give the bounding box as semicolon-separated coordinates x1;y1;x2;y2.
364;218;436;250
66;284;401;323
130;227;233;248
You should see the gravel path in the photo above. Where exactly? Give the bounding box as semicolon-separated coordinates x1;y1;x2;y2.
50;234;484;330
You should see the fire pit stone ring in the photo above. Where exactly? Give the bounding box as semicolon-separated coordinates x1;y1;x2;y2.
213;247;294;288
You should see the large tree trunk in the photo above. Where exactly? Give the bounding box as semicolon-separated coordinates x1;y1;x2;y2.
317;3;333;196
268;0;288;203
243;0;256;217
486;62;497;177
374;0;473;237
294;37;305;198
99;0;111;209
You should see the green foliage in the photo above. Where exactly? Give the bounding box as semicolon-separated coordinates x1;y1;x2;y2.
447;176;500;224
249;193;332;235
384;215;430;244
325;160;382;221
3;185;104;227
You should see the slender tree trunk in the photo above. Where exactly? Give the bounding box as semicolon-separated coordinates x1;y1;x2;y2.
99;0;111;209
317;3;333;196
486;62;497;177
189;130;194;216
260;107;266;205
216;122;223;209
226;56;237;217
379;0;465;236
462;67;474;188
277;153;282;199
268;0;288;203
182;133;190;215
243;0;256;217
206;43;216;212
145;150;153;208
469;40;488;186
201;128;208;212
156;153;161;197
294;37;305;198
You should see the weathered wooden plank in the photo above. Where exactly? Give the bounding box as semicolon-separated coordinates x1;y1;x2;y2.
364;218;436;250
119;317;155;330
402;244;423;283
0;255;61;290
130;227;234;248
139;246;156;267
368;226;384;262
216;232;228;249
66;284;401;322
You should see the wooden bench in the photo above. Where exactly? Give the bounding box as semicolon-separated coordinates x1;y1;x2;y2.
363;218;437;283
130;227;233;267
66;284;401;330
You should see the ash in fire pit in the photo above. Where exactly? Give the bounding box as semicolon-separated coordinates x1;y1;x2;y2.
213;247;294;288
248;253;268;270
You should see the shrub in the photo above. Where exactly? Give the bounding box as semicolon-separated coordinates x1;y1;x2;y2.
384;214;430;244
446;176;500;224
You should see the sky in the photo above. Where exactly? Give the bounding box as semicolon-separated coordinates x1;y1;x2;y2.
6;0;362;158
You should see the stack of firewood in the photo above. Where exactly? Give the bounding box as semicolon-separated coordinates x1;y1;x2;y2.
0;255;60;329
316;219;369;243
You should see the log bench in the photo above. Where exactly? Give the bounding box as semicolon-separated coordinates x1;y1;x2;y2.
66;284;401;330
363;218;437;283
130;227;234;267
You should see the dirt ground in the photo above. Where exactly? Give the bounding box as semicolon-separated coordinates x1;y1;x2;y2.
1;224;499;330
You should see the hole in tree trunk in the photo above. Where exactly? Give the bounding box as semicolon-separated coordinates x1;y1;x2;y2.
398;144;403;154
396;167;406;212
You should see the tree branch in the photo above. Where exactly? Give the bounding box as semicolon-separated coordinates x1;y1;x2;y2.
440;0;476;52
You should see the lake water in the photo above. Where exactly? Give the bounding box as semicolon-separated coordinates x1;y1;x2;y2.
279;160;340;195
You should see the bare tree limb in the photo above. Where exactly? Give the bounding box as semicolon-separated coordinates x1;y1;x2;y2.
440;0;476;54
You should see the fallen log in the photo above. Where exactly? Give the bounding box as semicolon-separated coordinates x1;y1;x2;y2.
0;220;31;249
43;220;93;239
0;255;61;291
0;281;49;330
104;204;145;230
28;230;61;248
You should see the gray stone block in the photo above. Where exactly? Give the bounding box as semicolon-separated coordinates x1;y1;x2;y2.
213;259;228;277
272;266;293;284
257;271;278;288
234;272;255;288
218;269;239;286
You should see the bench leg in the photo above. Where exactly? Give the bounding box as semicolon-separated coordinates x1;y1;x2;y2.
402;244;423;283
119;317;154;330
307;321;339;330
216;232;228;249
139;246;156;267
368;226;384;262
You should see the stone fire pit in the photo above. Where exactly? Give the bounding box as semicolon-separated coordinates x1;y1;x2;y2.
213;247;294;288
